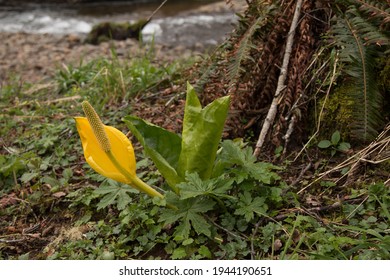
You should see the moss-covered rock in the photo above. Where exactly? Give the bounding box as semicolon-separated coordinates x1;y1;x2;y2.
315;83;355;142
85;19;149;45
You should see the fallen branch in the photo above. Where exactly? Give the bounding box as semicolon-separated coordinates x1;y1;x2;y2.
289;162;312;189
147;0;168;22
253;0;303;157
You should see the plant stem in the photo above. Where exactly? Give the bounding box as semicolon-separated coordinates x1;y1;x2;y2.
106;151;162;198
106;151;178;210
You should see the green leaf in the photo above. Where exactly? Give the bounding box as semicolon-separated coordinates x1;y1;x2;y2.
234;191;268;222
331;10;386;142
331;131;341;145
94;180;135;210
0;155;26;177
172;247;187;259
117;191;132;210
190;211;212;237
177;82;230;180
182;238;194;246
41;176;60;187
215;140;280;185
246;162;281;184
124;115;183;192
218;139;253;166
20;172;39;183
62;168;73;180
198;245;212;259
159;194;215;240
318;140;332;149
177;172;235;200
173;220;191;241
338;142;351;151
96;191;117;210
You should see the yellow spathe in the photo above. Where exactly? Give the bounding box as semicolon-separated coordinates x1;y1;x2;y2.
75;117;136;184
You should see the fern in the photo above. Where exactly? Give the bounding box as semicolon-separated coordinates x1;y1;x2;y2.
330;3;389;142
227;4;276;89
227;15;266;87
354;0;390;26
194;1;277;95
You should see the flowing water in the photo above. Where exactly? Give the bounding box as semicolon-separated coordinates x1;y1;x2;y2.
0;0;239;47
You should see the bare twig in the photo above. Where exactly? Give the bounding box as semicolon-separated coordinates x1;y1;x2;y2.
147;0;168;22
253;0;303;157
289;162;312;188
0;237;26;243
293;52;339;162
205;216;246;241
345;196;369;220
282;114;297;157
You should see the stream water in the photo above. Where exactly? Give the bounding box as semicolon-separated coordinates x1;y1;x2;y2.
0;0;240;48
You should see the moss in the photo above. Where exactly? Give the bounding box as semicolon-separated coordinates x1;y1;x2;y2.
315;83;355;141
85;19;149;45
378;52;390;122
378;52;390;93
313;52;390;144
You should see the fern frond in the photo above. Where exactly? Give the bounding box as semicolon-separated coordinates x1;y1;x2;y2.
354;0;390;25
228;9;268;85
227;5;275;88
348;8;390;45
331;6;386;142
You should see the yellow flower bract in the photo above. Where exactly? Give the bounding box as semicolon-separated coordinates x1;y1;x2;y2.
75;117;136;184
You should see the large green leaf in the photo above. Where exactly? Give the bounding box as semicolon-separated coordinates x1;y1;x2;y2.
159;193;215;240
177;83;230;180
177;172;235;200
124;115;183;192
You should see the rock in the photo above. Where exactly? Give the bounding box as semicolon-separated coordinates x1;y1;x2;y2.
85;19;149;45
141;22;163;43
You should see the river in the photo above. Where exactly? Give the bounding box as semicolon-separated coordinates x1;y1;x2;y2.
0;0;243;48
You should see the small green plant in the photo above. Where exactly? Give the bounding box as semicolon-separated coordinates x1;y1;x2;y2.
317;131;351;156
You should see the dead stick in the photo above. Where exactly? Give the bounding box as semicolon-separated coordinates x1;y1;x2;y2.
253;0;303;157
147;0;168;22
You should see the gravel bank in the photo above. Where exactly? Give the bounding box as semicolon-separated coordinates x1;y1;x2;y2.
0;1;246;83
0;32;198;83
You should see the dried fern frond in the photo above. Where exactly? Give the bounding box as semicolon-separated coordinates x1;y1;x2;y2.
227;11;271;89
